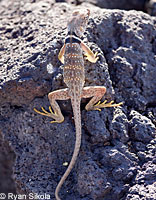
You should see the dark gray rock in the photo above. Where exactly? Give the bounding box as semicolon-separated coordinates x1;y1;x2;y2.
0;0;155;200
83;110;111;144
109;108;129;143
125;160;156;200
106;16;156;111
146;0;156;15
77;160;112;199
129;110;155;143
79;0;146;11
87;144;138;200
0;134;16;194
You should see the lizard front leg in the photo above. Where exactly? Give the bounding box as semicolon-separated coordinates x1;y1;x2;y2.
81;41;99;63
58;43;66;64
81;86;123;111
34;88;70;123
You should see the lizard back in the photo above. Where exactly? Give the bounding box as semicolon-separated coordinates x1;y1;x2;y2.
63;35;85;97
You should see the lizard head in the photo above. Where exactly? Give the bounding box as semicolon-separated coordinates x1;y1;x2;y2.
67;9;90;38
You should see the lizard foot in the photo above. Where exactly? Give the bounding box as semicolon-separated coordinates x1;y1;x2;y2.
84;51;99;63
94;100;123;111
34;106;64;123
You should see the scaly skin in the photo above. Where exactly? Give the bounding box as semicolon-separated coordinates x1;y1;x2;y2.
34;9;123;200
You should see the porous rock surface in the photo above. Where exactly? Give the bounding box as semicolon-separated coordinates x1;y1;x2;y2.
78;0;146;11
0;0;156;200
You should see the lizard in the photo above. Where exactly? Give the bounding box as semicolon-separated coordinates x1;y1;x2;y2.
34;9;123;200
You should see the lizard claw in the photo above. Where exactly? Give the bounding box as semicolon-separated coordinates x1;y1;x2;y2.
34;106;55;117
94;100;123;110
95;108;101;112
50;119;64;124
34;106;64;123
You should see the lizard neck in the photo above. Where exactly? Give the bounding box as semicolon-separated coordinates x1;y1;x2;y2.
65;31;82;44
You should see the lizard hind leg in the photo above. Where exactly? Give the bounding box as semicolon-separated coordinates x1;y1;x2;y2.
34;88;70;123
81;86;123;111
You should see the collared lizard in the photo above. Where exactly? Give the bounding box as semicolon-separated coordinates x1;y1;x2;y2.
34;9;122;200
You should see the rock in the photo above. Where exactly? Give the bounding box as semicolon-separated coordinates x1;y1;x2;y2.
125;161;156;200
86;144;138;200
129;110;155;143
109;108;129;143
0;133;16;194
146;0;156;15
79;0;146;11
83;110;111;144
77;160;112;199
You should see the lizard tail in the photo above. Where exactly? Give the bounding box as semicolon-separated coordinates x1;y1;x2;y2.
55;98;82;200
